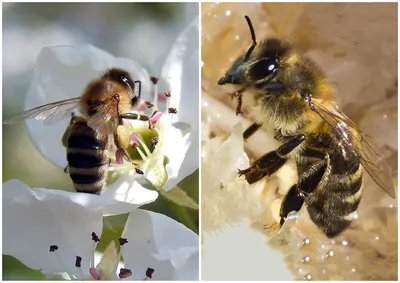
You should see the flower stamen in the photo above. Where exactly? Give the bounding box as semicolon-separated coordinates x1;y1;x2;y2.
168;107;178;114
137;136;152;157
164;90;171;97
164;90;171;110
151;137;158;147
48;245;77;280
143;267;155;280
119;238;128;245
136;146;147;160
150;76;159;109
75;256;86;279
135;168;144;175
118;268;132;279
75;256;82;267
49;245;58;252
145;101;154;108
129;132;141;148
91;232;100;269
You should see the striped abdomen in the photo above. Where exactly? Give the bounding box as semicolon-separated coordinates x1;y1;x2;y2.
65;120;109;195
300;133;363;238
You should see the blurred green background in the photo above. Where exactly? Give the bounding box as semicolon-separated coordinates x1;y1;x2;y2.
2;3;199;280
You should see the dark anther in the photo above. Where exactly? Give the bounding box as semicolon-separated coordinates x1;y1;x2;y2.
49;245;59;252
119;238;128;246
164;90;171;97
118;268;132;279
91;232;100;243
75;256;82;267
145;101;154;108
150;76;159;85
151;137;158;147
146;267;155;278
135;168;144;175
168;107;178;114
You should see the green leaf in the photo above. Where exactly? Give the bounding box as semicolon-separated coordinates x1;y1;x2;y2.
159;186;199;210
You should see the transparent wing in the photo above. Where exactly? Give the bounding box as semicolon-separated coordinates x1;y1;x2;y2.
86;99;119;135
3;97;81;124
310;98;396;198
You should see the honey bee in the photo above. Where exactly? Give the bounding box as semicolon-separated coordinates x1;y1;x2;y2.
218;16;396;237
4;68;157;194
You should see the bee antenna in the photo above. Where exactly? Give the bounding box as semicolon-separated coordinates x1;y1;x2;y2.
244;15;257;61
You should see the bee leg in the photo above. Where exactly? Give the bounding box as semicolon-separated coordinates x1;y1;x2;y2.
228;86;246;115
236;94;243;116
239;134;306;184
279;158;327;227
279;184;304;227
119;113;150;122
243;122;263;140
119;113;152;129
63;165;69;173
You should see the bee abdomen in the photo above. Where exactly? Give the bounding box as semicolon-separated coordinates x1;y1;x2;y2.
73;180;106;195
67;163;109;195
67;149;109;168
306;168;363;238
68;133;107;150
66;130;109;194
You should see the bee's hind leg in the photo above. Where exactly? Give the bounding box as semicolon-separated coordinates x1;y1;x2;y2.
239;134;306;184
279;157;327;228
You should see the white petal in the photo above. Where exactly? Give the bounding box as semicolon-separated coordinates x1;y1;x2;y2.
3;179;102;275
25;45;151;168
101;170;159;214
163;126;198;191
159;17;199;190
161;16;199;127
121;210;199;280
33;186;153;217
172;249;199;280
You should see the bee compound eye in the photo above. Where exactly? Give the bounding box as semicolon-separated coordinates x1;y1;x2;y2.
249;58;279;82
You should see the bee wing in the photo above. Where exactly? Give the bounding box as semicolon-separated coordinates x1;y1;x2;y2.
86;100;119;135
3;97;81;124
311;98;396;199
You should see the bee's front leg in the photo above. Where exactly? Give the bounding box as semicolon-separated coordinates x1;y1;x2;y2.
239;134;306;184
228;86;246;116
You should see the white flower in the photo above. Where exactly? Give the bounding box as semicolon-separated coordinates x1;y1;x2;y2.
201;122;295;280
23;16;199;197
3;179;199;280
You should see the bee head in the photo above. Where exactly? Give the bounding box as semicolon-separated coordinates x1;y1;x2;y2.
218;16;329;103
218;16;285;92
102;68;140;106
